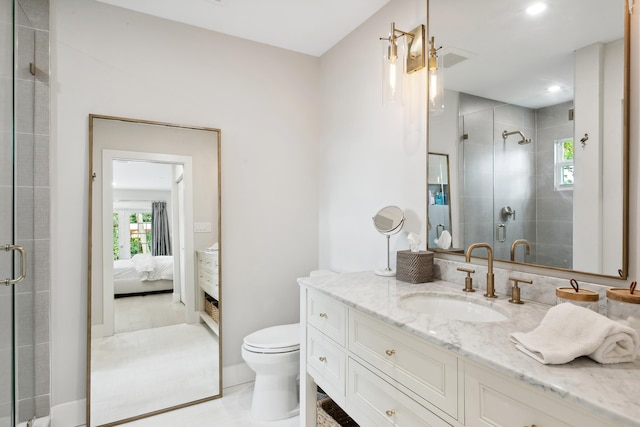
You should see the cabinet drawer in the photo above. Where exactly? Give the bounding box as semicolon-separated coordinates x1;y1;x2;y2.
348;309;458;419
307;325;347;408
307;290;346;346
464;362;616;427
198;252;218;274
347;358;451;427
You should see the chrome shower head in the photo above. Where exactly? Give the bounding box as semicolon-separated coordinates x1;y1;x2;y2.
502;130;532;145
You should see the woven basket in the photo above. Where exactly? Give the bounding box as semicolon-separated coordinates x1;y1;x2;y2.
317;397;359;427
204;299;219;322
396;250;434;283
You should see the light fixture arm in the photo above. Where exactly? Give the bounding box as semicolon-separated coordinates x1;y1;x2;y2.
379;22;417;62
428;36;442;70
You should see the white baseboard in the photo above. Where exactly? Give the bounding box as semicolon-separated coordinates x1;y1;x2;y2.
51;399;85;427
172;292;181;303
222;362;254;389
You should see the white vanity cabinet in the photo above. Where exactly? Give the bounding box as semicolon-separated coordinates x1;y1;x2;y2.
197;250;219;335
464;362;614;427
306;290;347;408
304;289;455;427
302;287;620;427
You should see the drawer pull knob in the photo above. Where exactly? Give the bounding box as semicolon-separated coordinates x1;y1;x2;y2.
319;356;326;362
385;410;395;416
385;349;396;356
319;312;328;318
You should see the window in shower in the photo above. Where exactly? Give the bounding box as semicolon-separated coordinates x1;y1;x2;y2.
554;138;574;190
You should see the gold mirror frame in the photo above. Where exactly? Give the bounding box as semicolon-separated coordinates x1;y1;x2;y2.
87;114;222;426
427;0;630;280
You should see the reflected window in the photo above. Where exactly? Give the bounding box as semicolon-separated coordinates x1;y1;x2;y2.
129;212;152;256
112;211;152;259
554;138;574;190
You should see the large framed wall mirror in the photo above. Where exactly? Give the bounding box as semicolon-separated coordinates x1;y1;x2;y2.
427;0;629;279
87;115;222;426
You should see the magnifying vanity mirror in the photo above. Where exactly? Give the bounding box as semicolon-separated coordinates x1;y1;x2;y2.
373;205;405;276
87;115;222;426
427;0;629;279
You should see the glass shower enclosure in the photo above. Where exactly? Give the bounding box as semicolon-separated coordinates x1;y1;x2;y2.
1;0;50;426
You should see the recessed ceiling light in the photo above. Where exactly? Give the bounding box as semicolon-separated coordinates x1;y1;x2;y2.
526;3;547;15
548;85;561;93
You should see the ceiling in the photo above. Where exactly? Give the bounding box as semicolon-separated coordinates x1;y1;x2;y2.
95;0;391;57
113;160;174;191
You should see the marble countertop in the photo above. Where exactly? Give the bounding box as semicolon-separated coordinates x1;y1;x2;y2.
298;271;640;426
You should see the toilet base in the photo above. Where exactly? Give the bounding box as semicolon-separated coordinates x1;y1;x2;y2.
251;373;300;421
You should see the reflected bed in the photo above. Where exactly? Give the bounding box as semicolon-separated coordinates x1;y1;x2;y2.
113;254;174;296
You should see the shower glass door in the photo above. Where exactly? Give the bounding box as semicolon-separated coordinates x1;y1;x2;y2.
461;103;536;262
0;1;17;425
1;0;49;425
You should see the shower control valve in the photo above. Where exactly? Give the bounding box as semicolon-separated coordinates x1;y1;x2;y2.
500;206;516;221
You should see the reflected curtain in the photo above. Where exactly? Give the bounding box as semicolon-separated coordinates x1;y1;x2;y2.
151;201;172;256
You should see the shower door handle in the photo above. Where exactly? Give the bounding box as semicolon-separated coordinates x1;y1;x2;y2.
3;244;27;286
496;224;506;243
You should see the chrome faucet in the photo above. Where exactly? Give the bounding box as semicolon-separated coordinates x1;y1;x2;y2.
465;243;496;298
510;239;531;261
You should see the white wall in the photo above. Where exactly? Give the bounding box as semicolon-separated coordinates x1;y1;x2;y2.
318;0;428;272
50;0;320;417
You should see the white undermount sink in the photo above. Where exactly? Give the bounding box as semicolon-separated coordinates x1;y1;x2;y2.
398;292;509;322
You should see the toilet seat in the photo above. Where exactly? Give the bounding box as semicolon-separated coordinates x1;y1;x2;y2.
243;323;300;354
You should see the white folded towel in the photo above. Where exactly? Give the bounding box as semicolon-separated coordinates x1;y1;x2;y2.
434;230;452;249
510;303;639;364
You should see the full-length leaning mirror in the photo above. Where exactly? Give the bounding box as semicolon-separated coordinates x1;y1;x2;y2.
428;0;629;279
87;115;222;426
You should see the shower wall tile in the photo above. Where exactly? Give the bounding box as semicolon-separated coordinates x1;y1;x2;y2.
0;77;11;132
15;78;34;134
16;292;34;347
537;220;573;245
0;131;11;186
34;80;49;135
462;194;493;219
34;290;49;344
537;101;573;128
34;134;49;187
16;186;34;240
494;104;525;127
34;187;49;239
17;396;34;424
16;25;35;81
35;30;49;84
0;295;10;345
17;0;49;31
460;93;502;116
0;350;9;407
16;132;35;187
35;394;49;418
34;239;50;292
537;196;573;222
17;345;35;399
35;342;49;396
0;21;10;78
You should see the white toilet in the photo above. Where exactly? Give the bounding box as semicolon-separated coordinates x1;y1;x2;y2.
241;323;301;421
